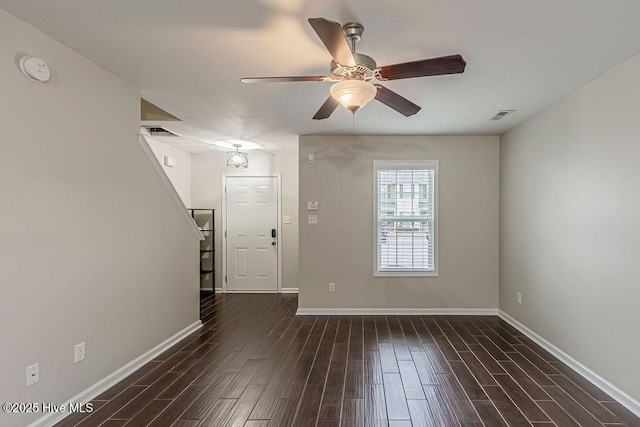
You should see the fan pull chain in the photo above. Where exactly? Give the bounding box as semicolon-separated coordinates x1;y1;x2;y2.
352;112;355;135
352;112;356;145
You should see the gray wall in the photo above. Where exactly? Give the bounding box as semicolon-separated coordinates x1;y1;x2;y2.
0;10;199;426
298;135;499;310
500;53;640;401
147;137;192;208
191;150;299;290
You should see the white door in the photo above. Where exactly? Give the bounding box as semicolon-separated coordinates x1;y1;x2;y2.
225;176;279;292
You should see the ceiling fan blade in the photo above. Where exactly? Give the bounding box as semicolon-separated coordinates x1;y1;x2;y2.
378;54;467;80
313;96;340;120
374;85;421;117
240;76;331;83
308;18;356;67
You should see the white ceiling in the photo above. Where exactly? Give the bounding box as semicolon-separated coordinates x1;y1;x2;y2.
3;0;640;153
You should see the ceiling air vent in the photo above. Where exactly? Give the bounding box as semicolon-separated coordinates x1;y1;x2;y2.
490;110;515;120
142;126;180;137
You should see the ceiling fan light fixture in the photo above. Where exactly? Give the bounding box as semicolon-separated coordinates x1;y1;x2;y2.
241;17;466;120
330;80;377;113
226;144;249;168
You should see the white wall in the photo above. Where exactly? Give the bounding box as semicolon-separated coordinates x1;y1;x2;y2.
191;150;299;291
0;10;199;427
146;138;192;208
298;135;500;310
500;53;640;402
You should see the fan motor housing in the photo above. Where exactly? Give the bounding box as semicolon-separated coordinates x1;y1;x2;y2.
343;22;364;42
330;53;377;81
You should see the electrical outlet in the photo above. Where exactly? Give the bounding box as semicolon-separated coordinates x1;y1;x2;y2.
308;215;318;224
26;363;39;387
74;342;86;363
329;282;335;292
517;293;522;305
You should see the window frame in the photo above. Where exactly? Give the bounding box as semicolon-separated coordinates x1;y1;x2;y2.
373;160;439;277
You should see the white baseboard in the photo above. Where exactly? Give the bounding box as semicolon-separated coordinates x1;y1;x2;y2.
216;289;298;294
29;320;202;427
223;290;279;294
499;310;640;418
296;308;498;316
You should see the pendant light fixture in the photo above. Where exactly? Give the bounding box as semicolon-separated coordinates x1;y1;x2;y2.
226;144;248;168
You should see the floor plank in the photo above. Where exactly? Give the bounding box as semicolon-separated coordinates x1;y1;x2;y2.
483;385;531;426
379;342;400;373
382;372;410;420
449;360;487;400
423;385;459;427
341;398;364;427
364;384;389;427
407;399;437;426
317;342;348;420
220;383;265;427
550;374;621;423
248;372;289;420
492;374;549;422
398;360;426;399
344;359;364;399
122;399;171;426
472;400;508;427
293;383;323;427
498;361;551;401
438;373;480;421
459;351;498;385
364;350;384;385
266;398;299;426
602;401;640;426
536;400;581;427
543;385;602;426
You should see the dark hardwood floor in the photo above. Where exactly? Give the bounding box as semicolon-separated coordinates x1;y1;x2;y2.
55;294;640;426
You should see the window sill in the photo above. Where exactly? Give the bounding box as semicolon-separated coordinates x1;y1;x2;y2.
374;271;439;278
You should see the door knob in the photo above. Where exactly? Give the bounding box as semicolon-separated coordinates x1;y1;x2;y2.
272;241;277;246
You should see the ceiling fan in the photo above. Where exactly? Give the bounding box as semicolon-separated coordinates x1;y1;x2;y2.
241;17;467;120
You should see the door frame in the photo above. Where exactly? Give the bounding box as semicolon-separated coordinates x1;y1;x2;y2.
221;173;282;293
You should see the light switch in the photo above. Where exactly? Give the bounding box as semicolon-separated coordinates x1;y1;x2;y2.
308;152;315;163
307;201;318;211
283;216;291;224
308;215;318;224
164;155;176;168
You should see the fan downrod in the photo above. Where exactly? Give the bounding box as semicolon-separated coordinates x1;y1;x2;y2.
343;22;364;51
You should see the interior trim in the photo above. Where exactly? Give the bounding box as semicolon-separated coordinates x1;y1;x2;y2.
28;320;202;427
499;310;640;418
223;290;279;294
138;134;203;241
296;308;499;315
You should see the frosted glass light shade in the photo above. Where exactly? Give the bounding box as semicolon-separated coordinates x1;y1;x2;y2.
330;80;377;113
